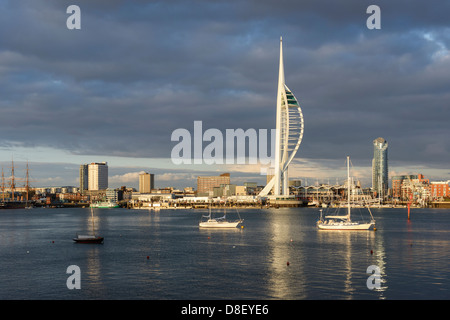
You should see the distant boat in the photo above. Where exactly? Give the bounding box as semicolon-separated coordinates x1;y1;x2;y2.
308;200;320;207
90;200;119;208
199;206;243;229
73;207;104;244
317;156;375;231
73;234;104;244
0;201;28;209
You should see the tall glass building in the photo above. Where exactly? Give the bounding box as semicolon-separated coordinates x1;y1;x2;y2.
372;137;388;198
79;164;89;194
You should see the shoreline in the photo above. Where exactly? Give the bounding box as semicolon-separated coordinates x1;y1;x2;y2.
2;203;450;210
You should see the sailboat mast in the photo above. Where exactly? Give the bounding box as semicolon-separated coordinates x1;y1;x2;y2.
25;162;29;204
1;167;4;202
347;156;351;221
10;159;15;202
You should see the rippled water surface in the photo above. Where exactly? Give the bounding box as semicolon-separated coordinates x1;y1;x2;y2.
0;207;449;299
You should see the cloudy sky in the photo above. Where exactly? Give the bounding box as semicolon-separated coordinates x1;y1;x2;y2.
0;0;449;190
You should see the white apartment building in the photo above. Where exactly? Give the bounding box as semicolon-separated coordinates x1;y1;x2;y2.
88;162;108;190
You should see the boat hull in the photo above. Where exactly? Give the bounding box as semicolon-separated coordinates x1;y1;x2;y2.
90;202;119;208
199;220;242;228
73;236;104;243
317;222;374;230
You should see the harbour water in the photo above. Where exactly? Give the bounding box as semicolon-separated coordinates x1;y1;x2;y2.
0;207;449;300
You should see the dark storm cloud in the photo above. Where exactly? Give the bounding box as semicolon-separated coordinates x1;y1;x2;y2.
0;0;449;171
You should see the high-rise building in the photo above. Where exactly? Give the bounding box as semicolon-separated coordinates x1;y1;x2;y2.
197;173;230;195
88;162;108;190
79;164;89;194
259;37;304;196
372;137;388;198
139;172;154;193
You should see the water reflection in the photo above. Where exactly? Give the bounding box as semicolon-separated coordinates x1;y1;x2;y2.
266;210;307;299
80;209;105;297
85;247;104;295
372;231;388;298
83;208;101;236
315;228;387;299
263;209;392;299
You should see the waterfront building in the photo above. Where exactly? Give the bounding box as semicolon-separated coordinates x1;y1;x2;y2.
259;37;304;197
392;175;416;199
106;188;119;202
79;164;89;194
429;181;450;200
289;180;302;187
392;174;429;202
139;172;154;193
244;182;257;195
213;184;236;197
88;162;108;190
211;184;247;197
372;137;388;198
197;173;230;196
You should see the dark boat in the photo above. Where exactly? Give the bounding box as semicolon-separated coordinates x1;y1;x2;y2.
73;207;104;244
0;201;28;209
73;235;104;244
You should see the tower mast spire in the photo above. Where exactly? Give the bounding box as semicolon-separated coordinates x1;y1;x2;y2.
274;36;284;196
259;37;304;198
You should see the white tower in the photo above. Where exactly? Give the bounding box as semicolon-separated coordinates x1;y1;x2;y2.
260;38;304;196
88;162;109;190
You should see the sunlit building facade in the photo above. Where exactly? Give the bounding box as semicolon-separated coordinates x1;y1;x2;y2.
139;172;154;193
197;173;230;196
372;137;388;198
88;162;108;191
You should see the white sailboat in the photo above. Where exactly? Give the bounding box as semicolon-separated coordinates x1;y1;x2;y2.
317;156;375;230
199;206;243;229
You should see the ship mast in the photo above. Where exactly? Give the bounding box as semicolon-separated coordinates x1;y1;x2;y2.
25;161;30;204
347;156;351;221
1;167;4;202
10;158;15;202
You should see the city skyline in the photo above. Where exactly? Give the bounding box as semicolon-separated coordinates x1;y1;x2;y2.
0;1;449;189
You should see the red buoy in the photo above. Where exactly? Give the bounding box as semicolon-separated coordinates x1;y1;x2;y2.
146;256;149;260
287;261;290;266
